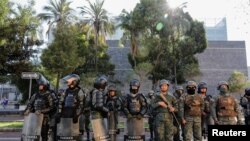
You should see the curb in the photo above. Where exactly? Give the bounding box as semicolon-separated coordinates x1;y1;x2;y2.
0;128;22;132
0;110;24;115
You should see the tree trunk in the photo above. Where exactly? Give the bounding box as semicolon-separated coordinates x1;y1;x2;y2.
55;72;61;93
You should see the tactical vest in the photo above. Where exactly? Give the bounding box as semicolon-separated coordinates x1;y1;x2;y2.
128;94;141;115
64;89;80;108
184;94;202;116
217;96;237;117
34;92;50;111
34;98;45;111
65;93;75;107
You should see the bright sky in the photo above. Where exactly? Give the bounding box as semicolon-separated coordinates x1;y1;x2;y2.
12;0;250;66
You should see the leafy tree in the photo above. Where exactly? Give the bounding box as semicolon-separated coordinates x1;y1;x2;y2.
0;0;42;101
40;24;85;91
228;71;247;94
119;0;207;87
74;24;115;78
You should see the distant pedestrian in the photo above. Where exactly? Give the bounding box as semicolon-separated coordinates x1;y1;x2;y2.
1;97;8;109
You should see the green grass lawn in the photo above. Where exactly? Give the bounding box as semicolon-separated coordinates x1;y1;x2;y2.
0;121;148;129
0;121;23;128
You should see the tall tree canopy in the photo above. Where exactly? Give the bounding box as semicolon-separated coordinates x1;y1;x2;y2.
119;0;207;87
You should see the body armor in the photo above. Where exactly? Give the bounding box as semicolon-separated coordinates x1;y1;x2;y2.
106;96;122;141
123;93;147;141
128;96;142;115
124;93;147;116
64;93;75;108
184;94;202;116
217;96;236;117
91;89;110;141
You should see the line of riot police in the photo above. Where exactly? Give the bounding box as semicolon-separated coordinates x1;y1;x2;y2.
21;74;149;141
21;73;249;141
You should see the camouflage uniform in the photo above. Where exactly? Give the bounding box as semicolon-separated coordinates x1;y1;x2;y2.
24;84;56;141
173;86;184;141
151;79;177;141
79;89;91;141
179;81;204;141
211;81;245;125
240;88;250;125
197;82;213;139
147;90;156;141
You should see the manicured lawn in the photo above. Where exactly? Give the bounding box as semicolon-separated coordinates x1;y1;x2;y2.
0;121;23;128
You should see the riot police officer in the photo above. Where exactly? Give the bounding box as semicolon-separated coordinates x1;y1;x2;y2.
240;88;250;125
211;81;245;125
90;76;110;141
23;79;56;141
179;81;204;141
57;74;86;140
106;84;123;141
123;79;148;141
151;79;177;141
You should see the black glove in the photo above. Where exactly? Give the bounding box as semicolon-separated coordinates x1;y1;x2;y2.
116;129;120;134
55;113;61;123
108;103;114;111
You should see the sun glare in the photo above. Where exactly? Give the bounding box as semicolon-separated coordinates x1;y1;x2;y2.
167;0;186;8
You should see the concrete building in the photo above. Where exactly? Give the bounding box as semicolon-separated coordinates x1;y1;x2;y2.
106;40;248;95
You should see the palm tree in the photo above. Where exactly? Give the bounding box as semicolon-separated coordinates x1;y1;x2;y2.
78;0;114;72
37;0;74;37
118;9;139;67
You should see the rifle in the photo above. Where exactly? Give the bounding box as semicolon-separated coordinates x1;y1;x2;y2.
159;94;183;141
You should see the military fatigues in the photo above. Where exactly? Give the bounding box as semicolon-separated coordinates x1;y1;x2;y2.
147;94;155;141
173;92;184;141
179;93;204;141
240;95;250;125
47;91;58;141
151;92;177;141
211;94;245;125
24;90;55;141
106;95;123;141
79;89;91;140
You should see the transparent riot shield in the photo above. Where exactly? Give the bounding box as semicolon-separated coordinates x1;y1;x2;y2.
124;117;145;141
57;118;80;141
21;113;44;141
91;118;110;141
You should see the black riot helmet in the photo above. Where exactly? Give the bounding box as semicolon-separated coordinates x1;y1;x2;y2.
198;81;207;93
95;76;108;90
129;79;140;94
108;84;116;92
245;87;250;96
62;74;80;88
36;74;50;91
